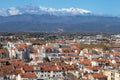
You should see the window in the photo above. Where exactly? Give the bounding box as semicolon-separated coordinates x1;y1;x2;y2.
48;75;50;77
41;75;43;77
36;67;39;70
53;75;55;77
59;75;61;77
48;71;50;73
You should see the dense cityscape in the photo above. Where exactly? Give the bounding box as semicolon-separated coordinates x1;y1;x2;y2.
0;32;119;80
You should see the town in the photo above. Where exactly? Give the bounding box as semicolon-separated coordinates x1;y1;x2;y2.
0;32;120;80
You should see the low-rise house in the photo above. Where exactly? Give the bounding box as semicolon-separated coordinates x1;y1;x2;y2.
104;70;120;80
0;72;4;80
78;58;91;70
91;60;99;67
84;66;102;73
20;73;37;80
88;73;107;80
23;65;34;73
0;49;9;59
35;62;68;80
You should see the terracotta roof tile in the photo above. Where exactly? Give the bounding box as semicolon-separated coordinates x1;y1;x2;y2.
1;65;13;70
23;65;34;71
0;72;3;76
86;66;102;70
40;65;59;71
21;73;37;78
92;73;107;78
0;49;7;53
14;69;23;75
16;44;27;49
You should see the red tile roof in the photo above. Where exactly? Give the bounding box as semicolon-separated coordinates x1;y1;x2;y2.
0;72;3;76
23;65;34;71
86;66;102;70
40;65;59;71
21;73;37;78
92;73;107;79
16;44;27;49
1;65;13;70
0;49;7;53
80;59;91;66
0;59;7;63
14;69;23;75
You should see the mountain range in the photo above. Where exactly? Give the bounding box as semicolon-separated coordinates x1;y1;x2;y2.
0;5;92;16
0;5;120;32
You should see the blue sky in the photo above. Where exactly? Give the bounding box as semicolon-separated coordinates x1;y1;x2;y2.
0;0;119;16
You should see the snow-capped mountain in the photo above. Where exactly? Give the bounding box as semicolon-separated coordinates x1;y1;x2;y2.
0;5;92;16
0;5;120;32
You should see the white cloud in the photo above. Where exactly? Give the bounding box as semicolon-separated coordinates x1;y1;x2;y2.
9;7;21;15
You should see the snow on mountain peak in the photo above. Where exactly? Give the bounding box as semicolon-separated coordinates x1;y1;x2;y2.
39;7;91;14
60;7;91;14
0;5;92;16
40;7;57;12
8;7;21;15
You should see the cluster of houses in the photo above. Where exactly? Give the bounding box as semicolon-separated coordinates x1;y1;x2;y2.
0;38;120;80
